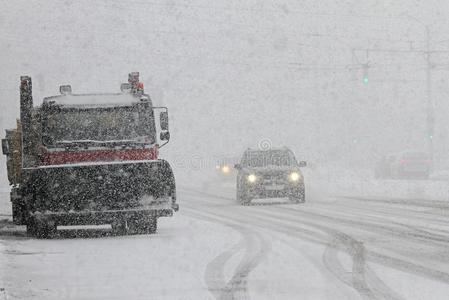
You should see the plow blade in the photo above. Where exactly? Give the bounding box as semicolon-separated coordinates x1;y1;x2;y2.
18;159;177;237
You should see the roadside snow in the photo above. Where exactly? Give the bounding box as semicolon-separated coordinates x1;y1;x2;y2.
247;234;360;300
307;165;449;201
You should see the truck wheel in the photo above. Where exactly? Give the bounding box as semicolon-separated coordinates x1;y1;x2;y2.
27;217;57;238
26;218;37;237
111;219;128;235
241;198;251;206
11;192;26;225
147;218;157;234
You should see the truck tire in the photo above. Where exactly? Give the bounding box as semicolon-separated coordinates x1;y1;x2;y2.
146;218;157;234
26;218;37;237
240;197;251;206
111;218;128;235
27;216;57;238
11;190;27;225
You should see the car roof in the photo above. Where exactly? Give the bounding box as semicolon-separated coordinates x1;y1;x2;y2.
243;147;294;155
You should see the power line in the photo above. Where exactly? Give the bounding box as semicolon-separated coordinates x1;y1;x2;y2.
105;0;449;21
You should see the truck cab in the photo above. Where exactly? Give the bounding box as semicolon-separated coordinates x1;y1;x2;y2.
2;72;178;238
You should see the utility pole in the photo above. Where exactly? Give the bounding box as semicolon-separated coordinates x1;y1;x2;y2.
424;25;435;162
353;17;443;161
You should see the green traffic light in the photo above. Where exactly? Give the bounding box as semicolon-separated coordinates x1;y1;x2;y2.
363;77;369;84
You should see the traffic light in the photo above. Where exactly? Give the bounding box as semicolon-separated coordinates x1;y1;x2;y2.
362;64;369;85
363;76;369;84
427;129;433;140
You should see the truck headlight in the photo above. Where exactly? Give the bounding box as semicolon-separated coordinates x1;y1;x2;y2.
247;174;257;183
289;172;301;182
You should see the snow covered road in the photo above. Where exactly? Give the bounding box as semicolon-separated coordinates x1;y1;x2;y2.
2;182;449;299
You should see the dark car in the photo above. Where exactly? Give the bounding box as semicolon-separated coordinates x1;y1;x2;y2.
234;147;306;205
375;151;432;179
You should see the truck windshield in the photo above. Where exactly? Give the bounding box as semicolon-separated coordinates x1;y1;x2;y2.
242;150;296;167
41;105;155;146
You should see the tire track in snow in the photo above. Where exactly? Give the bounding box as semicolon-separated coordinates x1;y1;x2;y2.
182;192;383;299
234;206;401;300
184;187;449;251
183;209;271;300
314;199;449;229
185;204;379;299
323;232;404;300
180;188;410;299
310;201;449;240
205;227;270;300
181;186;449;298
281;206;449;268
254;203;449;286
279;205;449;250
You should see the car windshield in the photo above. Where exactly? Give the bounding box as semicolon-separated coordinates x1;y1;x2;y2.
41;105;155;146
242;150;296;167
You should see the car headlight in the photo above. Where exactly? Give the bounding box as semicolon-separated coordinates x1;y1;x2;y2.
221;165;230;174
247;174;257;183
289;172;301;182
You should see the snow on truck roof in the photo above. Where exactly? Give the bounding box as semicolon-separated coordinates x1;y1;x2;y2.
246;146;292;153
43;93;151;108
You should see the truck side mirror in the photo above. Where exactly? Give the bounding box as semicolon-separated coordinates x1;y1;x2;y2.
160;112;169;131
1;139;10;155
160;131;170;141
298;161;307;167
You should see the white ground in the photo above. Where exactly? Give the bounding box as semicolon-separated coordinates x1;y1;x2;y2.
1;168;449;299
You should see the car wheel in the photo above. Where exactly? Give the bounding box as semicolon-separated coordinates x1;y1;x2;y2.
237;185;251;206
128;217;157;235
290;189;305;204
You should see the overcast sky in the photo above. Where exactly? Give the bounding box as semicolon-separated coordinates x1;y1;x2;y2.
2;0;449;186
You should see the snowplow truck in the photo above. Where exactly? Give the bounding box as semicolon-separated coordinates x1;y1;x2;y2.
1;72;178;238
